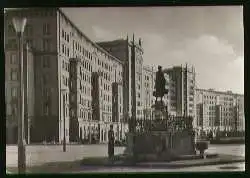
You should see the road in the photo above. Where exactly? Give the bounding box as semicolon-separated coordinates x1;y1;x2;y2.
206;144;245;157
6;144;245;172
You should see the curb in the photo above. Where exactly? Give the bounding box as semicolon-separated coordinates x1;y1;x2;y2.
135;159;245;169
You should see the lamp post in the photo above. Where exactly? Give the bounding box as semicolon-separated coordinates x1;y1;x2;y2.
25;44;30;145
61;89;67;152
12;17;27;174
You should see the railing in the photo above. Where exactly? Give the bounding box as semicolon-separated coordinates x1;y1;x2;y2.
128;115;194;134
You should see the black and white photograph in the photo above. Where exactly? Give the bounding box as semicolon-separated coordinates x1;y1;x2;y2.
4;6;245;174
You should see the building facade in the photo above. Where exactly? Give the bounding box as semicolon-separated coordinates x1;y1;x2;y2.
142;65;155;120
163;65;196;120
195;89;245;134
97;36;144;121
5;44;35;144
5;8;125;144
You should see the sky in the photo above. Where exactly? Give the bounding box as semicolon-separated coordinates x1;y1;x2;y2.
61;6;244;94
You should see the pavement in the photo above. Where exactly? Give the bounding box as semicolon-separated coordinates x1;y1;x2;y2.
6;144;125;167
6;144;245;173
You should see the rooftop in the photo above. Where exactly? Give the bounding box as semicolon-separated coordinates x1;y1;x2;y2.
196;88;244;97
5;8;123;65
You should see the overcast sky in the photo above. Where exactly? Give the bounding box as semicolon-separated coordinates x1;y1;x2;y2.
61;6;244;94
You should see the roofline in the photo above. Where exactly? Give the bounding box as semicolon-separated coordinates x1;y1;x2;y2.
5;8;123;65
57;8;123;65
97;39;127;44
196;88;244;96
97;38;144;51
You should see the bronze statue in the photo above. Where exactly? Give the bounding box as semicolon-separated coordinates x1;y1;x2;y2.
153;65;168;101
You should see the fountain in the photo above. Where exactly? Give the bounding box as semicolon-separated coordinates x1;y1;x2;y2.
125;65;196;162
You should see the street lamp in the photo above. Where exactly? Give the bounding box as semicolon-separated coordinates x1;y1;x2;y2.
12;17;27;174
61;89;67;152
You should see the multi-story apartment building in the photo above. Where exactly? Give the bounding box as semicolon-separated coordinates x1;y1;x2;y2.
97;36;144;121
163;64;196;120
5;44;35;144
195;89;245;134
142;65;155;119
5;8;125;143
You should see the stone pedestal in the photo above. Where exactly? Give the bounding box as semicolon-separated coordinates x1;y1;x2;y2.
124;130;195;160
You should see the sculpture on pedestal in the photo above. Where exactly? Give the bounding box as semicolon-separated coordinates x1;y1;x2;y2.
153;65;168;112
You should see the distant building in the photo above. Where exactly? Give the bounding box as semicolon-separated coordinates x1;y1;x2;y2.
163;64;196;120
195;89;245;134
5;44;35;144
142;65;155;119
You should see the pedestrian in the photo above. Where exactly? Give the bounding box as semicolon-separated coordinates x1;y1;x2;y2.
108;125;115;161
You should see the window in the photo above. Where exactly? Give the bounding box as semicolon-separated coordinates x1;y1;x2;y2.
67;34;69;42
10;54;17;64
67;48;69;57
25;25;33;36
11;87;17;97
62;29;64;38
62;44;64;54
43;56;50;68
42;39;51;51
11;69;18;80
43;23;50;35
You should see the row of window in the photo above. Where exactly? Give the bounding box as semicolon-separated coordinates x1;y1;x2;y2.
8;22;50;37
73;39;94;61
62;29;70;43
10;69;18;81
6;38;51;52
62;75;69;87
10;87;18;98
79;110;91;119
62;60;70;72
62;44;70;57
79;72;91;83
102;104;112;113
79;84;91;96
79;61;93;73
9;54;17;65
79;97;91;107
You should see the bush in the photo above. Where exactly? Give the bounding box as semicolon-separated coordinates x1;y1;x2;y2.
195;141;209;156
